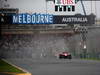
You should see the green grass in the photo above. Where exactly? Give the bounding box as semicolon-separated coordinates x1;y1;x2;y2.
0;59;24;73
81;58;100;61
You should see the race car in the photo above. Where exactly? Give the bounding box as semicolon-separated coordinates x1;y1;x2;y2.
59;52;72;59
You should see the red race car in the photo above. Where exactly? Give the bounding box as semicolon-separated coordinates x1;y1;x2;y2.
59;52;72;59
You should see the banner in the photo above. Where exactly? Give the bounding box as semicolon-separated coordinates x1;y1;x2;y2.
53;15;95;24
0;13;95;25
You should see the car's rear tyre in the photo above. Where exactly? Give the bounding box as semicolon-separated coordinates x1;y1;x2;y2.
59;55;63;59
68;55;72;59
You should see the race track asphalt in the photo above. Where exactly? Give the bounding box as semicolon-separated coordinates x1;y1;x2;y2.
5;58;100;75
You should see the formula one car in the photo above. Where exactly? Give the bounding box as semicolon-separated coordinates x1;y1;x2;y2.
59;52;72;59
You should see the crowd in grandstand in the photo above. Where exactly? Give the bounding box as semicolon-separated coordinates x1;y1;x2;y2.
0;34;69;58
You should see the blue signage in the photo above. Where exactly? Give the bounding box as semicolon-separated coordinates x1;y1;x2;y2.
12;13;53;24
0;13;95;25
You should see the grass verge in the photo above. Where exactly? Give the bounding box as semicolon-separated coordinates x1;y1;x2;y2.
81;58;100;61
0;59;25;73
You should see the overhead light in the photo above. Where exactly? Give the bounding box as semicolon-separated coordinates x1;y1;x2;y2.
83;45;86;49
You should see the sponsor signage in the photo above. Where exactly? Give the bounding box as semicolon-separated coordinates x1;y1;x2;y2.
55;0;76;5
53;15;95;24
0;13;53;24
54;0;78;12
12;13;53;24
0;13;95;25
0;14;13;24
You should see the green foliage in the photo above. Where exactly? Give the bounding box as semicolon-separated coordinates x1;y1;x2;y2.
81;58;100;61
